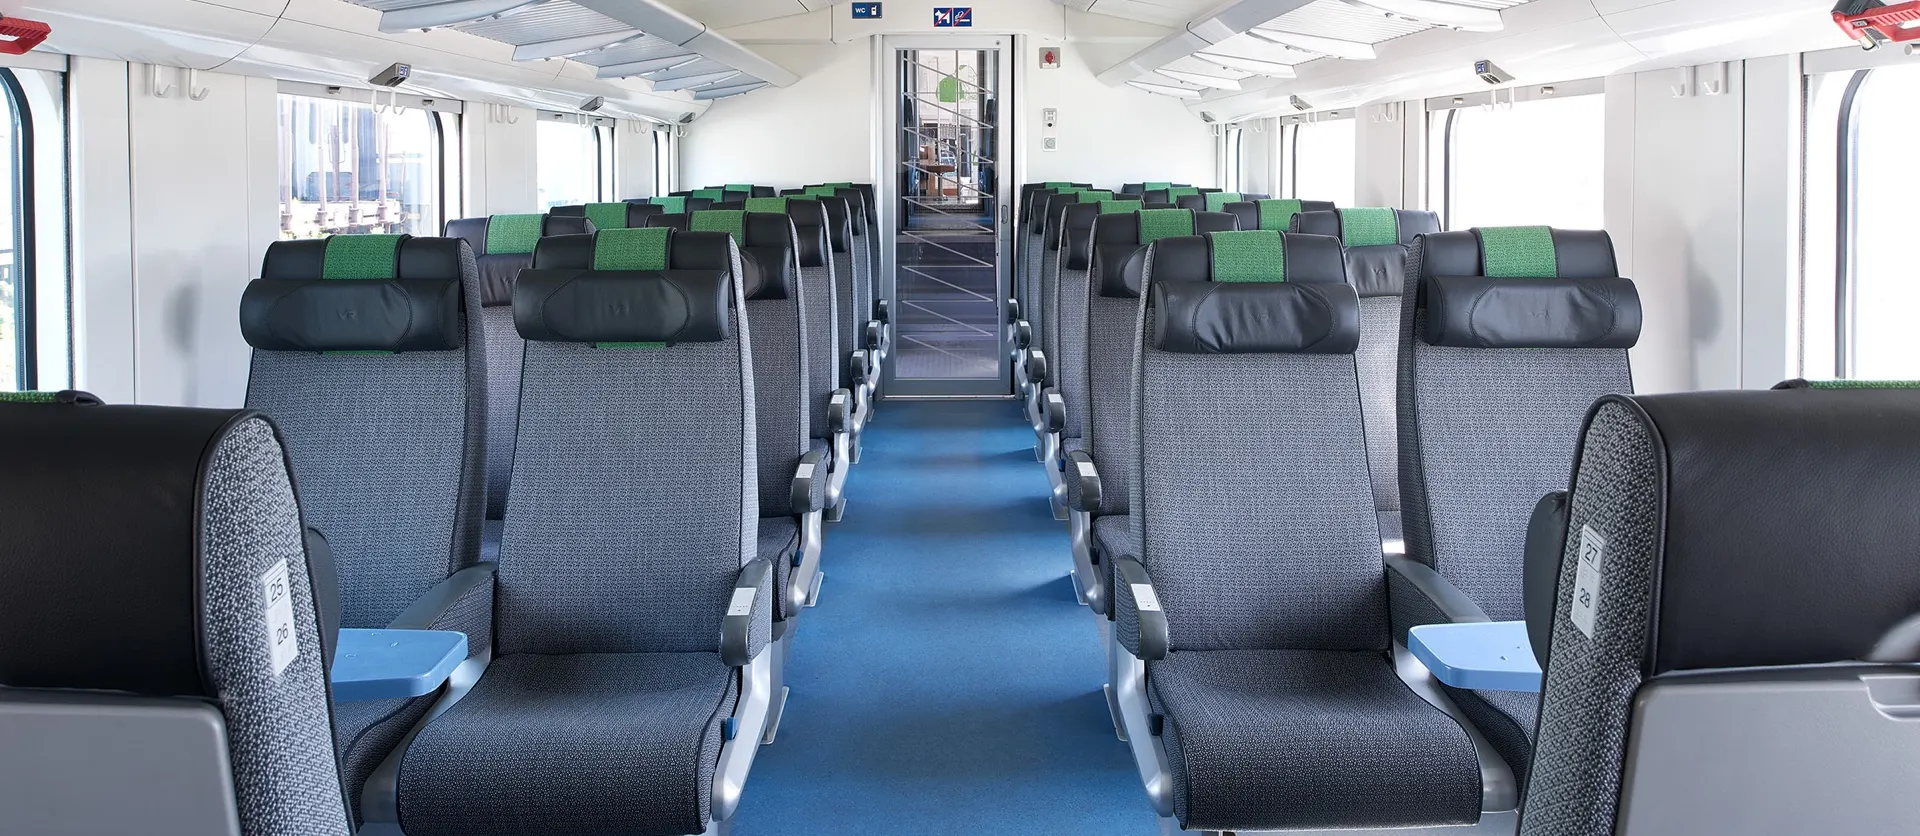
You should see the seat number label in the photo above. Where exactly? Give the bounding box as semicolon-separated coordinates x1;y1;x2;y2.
1132;584;1161;613
1570;525;1606;638
261;560;299;676
728;587;758;617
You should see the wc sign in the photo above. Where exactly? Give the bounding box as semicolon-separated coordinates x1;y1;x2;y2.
932;7;972;27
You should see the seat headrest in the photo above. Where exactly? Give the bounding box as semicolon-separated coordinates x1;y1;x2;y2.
532;228;739;274
687;210;798;300
813;195;854;253
445;213;594;256
644;196;687;213
513;270;731;345
690;188;726;202
0;401;289;699
1090;210;1239;298
710;200;747;211
1416;226;1637;348
798;186;867;235
647;212;693;233
771;198;830;268
1149;279;1361;354
1222;199;1337;232
243;235;467;352
1292;208;1440;246
1564;389;1920;674
553;202;663;230
1045;190;1114;249
1062;203;1102;270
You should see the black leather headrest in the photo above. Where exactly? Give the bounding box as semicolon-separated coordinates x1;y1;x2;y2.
1121;183;1144;195
0;402;291;699
1149;280;1360;354
551;203;662;230
1423;276;1640;348
513;270;731;344
1293;208;1440;246
244;236;467;352
738;212;800;301
648;213;693;233
816;196;854;254
710;200;747;211
1030;190;1060;236
778;199;829;268
1145;232;1345;286
1089;212;1240;297
531;229;736;273
1583;390;1920;674
1063;203;1101;271
1415;228;1620;280
752;186;776;198
832;188;868;236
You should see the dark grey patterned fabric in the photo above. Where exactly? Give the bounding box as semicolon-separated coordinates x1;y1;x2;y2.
1453;687;1538;792
1085;295;1135;517
831;251;855;374
397;653;738;836
246;244;486;630
200;417;353;836
494;293;756;656
759;515;799;622
1357;297;1401;522
849;240;873;346
1397;242;1633;623
1091;514;1135;560
481;307;522;521
1130;329;1387;652
1021;231;1044;328
1054;258;1093;441
1148;649;1482;831
1039;248;1062;362
801;262;840;436
333;697;427;823
746;293;808;518
1519;402;1660;836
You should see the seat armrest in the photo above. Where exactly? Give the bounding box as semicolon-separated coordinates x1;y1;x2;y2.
1026;349;1049;387
849;350;872;387
1112;557;1169;661
792;445;830;513
876;298;890;323
1042;388;1066;434
1386;555;1491;643
827;389;851;434
388;563;496;633
721;558;774;668
1005;298;1020;324
1063;449;1101;512
864;320;883;351
1013;320;1032;350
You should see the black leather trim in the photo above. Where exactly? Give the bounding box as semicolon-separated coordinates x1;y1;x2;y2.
1193;211;1239;233
1150;280;1361;354
304;527;340;671
1063;203;1100;271
646;213;693;233
530;233;601;270
1146;236;1210;285
1423;275;1642;348
1416;230;1483;280
1224;203;1258;232
0;404;267;699
1277;232;1346;284
1045;194;1084;250
741;245;795;300
1523;490;1569;669
443;218;488;259
261;239;328;279
1550;228;1619;278
476;253;529;307
1093;211;1142;245
1095;243;1146;299
1344;246;1408;298
786;199;830;268
817;195;854;253
543;215;593;237
240;277;462;352
513;269;730;344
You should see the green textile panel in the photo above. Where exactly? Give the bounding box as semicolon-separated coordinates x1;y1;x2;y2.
691;210;746;243
585;203;630;231
1338;208;1399;247
322;234;402;279
1166;187;1200;199
1807;380;1920;389
485;214;545;255
804;186;839;197
724;184;754;191
1256;199;1304;231
0;391;57;403
593;227;671;271
1478;226;1558;277
745;197;790;213
651;196;686;213
1043;181;1070;188
1204;192;1242;212
1138;209;1194;243
1079;190;1114;202
825;182;854;188
1099;200;1138;214
1208;231;1286;283
1143;182;1173;191
692;188;726;201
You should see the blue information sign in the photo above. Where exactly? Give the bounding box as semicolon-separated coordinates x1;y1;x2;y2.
851;2;881;19
933;7;972;27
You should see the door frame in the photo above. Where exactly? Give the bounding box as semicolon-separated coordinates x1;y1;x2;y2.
878;35;1016;397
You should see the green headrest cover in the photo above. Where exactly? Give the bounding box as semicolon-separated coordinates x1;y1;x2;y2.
0;391;57;403
1204;193;1242;212
585;203;631;231
692;188;726;201
322;234;404;279
1476;226;1557;277
486;214;544;255
1208;231;1285;283
1255;199;1304;231
745;197;789;213
1166;187;1200;199
593;227;671;271
691;210;746;243
1099;200;1138;214
1338;208;1399;247
1806;380;1920;389
651;196;686;213
1143;182;1173;191
1138;209;1194;243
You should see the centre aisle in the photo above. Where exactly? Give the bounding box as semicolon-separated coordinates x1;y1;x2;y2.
731;399;1158;835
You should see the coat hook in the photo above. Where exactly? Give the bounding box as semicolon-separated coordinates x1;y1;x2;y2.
186;68;211;101
1670;65;1694;98
150;64;176;99
1700;62;1726;96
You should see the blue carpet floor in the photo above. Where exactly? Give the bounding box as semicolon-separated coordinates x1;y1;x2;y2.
730;399;1160;835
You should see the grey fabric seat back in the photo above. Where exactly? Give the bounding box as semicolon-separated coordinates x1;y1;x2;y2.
1130;231;1384;652
1173;191;1268;212
747;197;837;438
444;213;593;523
834;187;875;324
243;234;485;630
1400;226;1635;621
1040;190;1114;367
1222;198;1336;233
1021;185;1086;331
1521;388;1920;836
0;397;351;836
814;195;859;369
1293;208;1440;540
498;227;755;656
1083;208;1237;515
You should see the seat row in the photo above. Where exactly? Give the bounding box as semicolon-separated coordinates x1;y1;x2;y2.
1007;194;1920;834
0;184;882;836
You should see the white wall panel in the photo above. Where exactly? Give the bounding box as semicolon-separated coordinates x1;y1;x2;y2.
1022;44;1213;187
67;57;136;402
684;42;877;189
1740;53;1802;389
614;120;658;199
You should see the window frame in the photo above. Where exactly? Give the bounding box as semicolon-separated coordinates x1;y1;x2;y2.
274;85;458;240
1423;78;1608;231
1277;109;1357;203
1834;68;1870;379
536;111;615;207
0;68;36;390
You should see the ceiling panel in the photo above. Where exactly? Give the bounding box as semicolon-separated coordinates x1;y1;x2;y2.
577;35;702;67
455;3;629;42
1258;2;1429;43
654;0;812;30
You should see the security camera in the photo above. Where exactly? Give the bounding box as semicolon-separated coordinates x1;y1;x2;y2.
1288;95;1312;111
580;95;606;113
1474;59;1514;85
370;62;411;88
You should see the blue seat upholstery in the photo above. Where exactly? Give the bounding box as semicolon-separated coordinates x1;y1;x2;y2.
0;395;353;836
1110;230;1493;832
242;233;496;823
394;227;775;836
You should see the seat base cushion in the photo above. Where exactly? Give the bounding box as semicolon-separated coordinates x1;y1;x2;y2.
335;696;434;825
1149;648;1483;832
1450;686;1536;791
759;515;800;622
398;652;738;836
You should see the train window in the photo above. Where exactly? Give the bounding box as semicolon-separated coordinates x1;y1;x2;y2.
0;67;63;392
1287;117;1356;206
278;94;442;239
1431;91;1604;230
1223;125;1244;192
536;116;603;208
652;127;673;196
1835;66;1920;379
